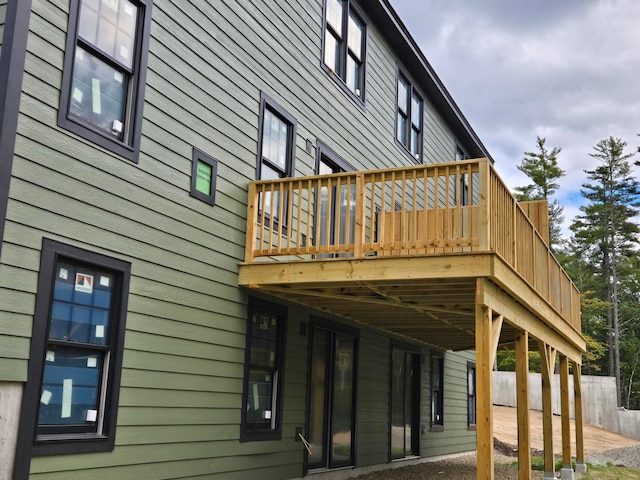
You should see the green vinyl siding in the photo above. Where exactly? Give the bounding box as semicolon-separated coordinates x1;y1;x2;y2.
421;350;477;457
356;330;392;467
2;0;479;477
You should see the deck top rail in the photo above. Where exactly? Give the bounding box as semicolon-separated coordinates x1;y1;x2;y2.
244;158;580;332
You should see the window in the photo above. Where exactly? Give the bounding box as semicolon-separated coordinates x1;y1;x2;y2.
455;146;470;206
257;93;297;222
190;148;218;206
390;345;420;459
396;71;423;162
16;239;131;458
58;0;152;163
241;299;287;442
431;353;444;431
323;0;366;101
315;142;355;257
467;362;476;428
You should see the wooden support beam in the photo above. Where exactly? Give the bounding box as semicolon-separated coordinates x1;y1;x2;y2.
476;302;500;480
490;315;504;368
515;331;531;478
539;341;556;479
573;362;587;474
479;278;584;363
560;355;574;478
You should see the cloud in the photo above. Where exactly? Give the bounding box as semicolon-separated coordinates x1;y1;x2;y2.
391;0;640;236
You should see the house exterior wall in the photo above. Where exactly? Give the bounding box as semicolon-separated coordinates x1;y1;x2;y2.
0;0;480;478
0;0;7;54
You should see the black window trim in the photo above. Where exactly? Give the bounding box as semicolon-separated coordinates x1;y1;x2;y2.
430;351;444;432
388;340;421;461
304;316;359;472
57;0;152;163
395;66;424;164
240;298;288;442
256;92;297;181
190;147;218;206
467;361;477;430
256;92;297;230
14;239;131;475
321;0;368;107
315;140;354;175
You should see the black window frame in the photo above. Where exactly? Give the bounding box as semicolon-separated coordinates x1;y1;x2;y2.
322;0;367;105
467;362;477;429
430;352;444;431
304;317;359;472
15;238;131;465
240;298;287;442
455;146;470;206
389;341;421;460
57;0;152;163
256;92;297;226
395;68;424;164
190;147;218;206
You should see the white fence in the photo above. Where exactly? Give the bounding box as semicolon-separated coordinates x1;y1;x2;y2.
493;371;640;441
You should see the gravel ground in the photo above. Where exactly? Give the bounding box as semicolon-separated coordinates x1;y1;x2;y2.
352;444;640;479
588;444;640;469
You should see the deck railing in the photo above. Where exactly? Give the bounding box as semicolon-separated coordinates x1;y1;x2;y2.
244;158;580;331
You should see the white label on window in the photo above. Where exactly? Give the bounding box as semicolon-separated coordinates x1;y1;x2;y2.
91;78;102;115
264;374;270;382
263;410;272;419
95;325;105;338
59;268;68;280
72;88;83;104
87;357;98;367
112;119;123;133
62;379;72;418
77;49;84;61
120;45;129;60
40;390;52;405
124;3;134;15
270;352;275;362
86;409;98;422
114;71;123;84
46;350;55;362
100;275;110;287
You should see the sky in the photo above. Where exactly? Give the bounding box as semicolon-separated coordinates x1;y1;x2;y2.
389;0;640;236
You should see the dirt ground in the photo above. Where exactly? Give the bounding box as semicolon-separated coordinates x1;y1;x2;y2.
493;405;639;456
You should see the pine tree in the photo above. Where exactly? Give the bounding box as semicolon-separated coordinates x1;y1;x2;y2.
514;137;566;249
570;137;640;406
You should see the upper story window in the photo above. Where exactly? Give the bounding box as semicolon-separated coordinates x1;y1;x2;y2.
257;93;297;222
58;0;152;163
16;239;130;459
323;0;366;101
396;71;423;162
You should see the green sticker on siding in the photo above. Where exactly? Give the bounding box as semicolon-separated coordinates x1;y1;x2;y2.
195;160;212;195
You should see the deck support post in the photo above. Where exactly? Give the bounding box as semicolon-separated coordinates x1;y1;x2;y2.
560;355;574;479
573;362;587;473
539;342;556;479
475;281;504;480
515;331;531;478
475;303;495;480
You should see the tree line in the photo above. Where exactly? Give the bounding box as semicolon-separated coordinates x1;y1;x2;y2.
507;135;640;409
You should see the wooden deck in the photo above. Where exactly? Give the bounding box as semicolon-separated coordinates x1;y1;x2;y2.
239;158;583;358
238;157;587;479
